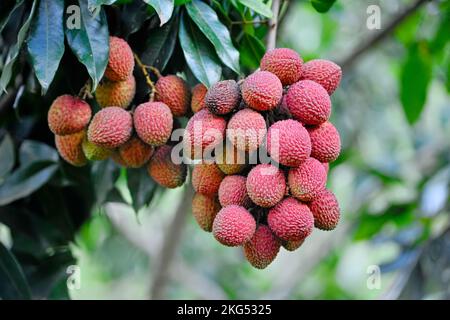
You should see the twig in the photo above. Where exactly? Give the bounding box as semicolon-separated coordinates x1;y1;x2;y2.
230;19;269;25
266;0;281;50
134;53;157;101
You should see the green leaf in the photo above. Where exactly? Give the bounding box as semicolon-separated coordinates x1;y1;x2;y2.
311;0;336;13
0;242;32;300
186;0;240;74
27;0;65;94
400;42;432;124
19;140;58;167
87;0;117;14
120;1;154;36
127;167;157;213
446;61;450;93
239;33;265;70
0;0;38;93
238;0;273;18
179;14;222;87
65;1;109;91
91;159;120;206
0;0;24;34
143;0;174;26
0;134;15;181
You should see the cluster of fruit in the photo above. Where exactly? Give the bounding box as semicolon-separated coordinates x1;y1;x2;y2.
185;48;342;269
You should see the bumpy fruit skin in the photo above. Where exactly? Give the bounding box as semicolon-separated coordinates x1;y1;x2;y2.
218;175;251;208
308;122;341;163
301;59;342;95
205;80;240;115
191;83;207;113
286;80;331;125
87;107;133;148
118;136;154;168
309;189;340;230
288;157;327;202
147;145;187;188
134;102;173;146
183;109;227;159
322;162;330;176
192;163;225;197
55;131;87;167
212;205;256;247
192;193;221;232
104;36;134;81
227;108;266;152
155;75;191;117
244;225;280;269
268;197;314;242
48;95;91;135
82;138;112;161
266;119;311;167
260;48;303;86
282;239;305;251
216;143;247;175
95;75;136;109
242;71;283;111
246;164;286;208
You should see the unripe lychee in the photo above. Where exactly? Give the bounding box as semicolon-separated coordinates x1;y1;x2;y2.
301;59;342;95
288;157;327;202
309;189;340;230
104;36;134;81
87;107;133;148
118;136;154;168
191;83;207;113
82;138;112;161
55;131;87;167
266;119;311;167
216;142;247;175
282;239;305;252
286;80;331;125
183;109;226;159
134;102;173;146
268;197;314;242
308;122;341;163
244;225;280;269
242;71;283;111
192;163;225;197
147;145;187;188
192;193;221;232
205;80;240;115
48;95;91;135
212;205;256;247
260;48;303;86
95;75;136;109
227;108;266;152
218;175;251;208
246;164;286;208
155;75;191;117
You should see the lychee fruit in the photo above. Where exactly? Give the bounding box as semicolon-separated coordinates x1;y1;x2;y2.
118;136;154;168
55;131;87;167
205;80;240;115
301;59;342;95
87;107;133;148
282;239;305;252
155;75;191;117
212;205;256;247
104;36;135;82
192;193;221;232
191;83;207;113
82;138;112;161
309;189;340;230
260;48;303;86
218;175;251;208
244;225;280;269
147;145;187;188
215;142;247;175
246;164;286;208
288;157;327;202
266;119;311;167
227;108;266;152
192;163;225;197
134;101;173;146
308;121;341;163
268;197;314;242
95;75;136;109
242;71;283;111
286;80;331;125
48;95;91;135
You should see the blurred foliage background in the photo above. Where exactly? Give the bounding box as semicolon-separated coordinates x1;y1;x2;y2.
1;0;449;300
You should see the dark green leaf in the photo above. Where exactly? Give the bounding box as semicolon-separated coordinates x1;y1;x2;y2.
186;0;240;74
311;0;336;13
120;1;154;36
0;0;24;34
0;242;32;300
400;42;432;124
91;159;120;206
19;140;58;168
127;167;157;212
0;134;15;180
238;0;272;18
143;0;174;26
446;60;450;93
179;14;222;87
239;33;265;70
27;0;65;94
65;1;109;91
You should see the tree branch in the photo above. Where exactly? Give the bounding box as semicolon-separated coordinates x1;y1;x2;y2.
266;0;281;50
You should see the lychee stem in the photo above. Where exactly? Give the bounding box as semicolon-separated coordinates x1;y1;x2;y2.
133;53;157;102
78;80;92;100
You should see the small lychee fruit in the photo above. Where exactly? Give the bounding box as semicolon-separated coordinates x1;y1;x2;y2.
301;59;342;95
218;175;251;208
111;151;129;167
48;95;91;135
104;36;134;82
307;121;341;163
192;163;225;197
192;193;221;232
155;75;191;117
118;136;154;168
82;138;112;161
244;225;280;269
147;145;187;188
242;71;283;111
260;48;303;86
55;131;87;167
134;102;173;146
216;142;247;175
246;164;286;208
288;157;327;202
95;75;136;109
191;83;207;113
212;205;256;247
309;189;340;230
227;108;266;152
205;80;240;115
282;239;305;252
